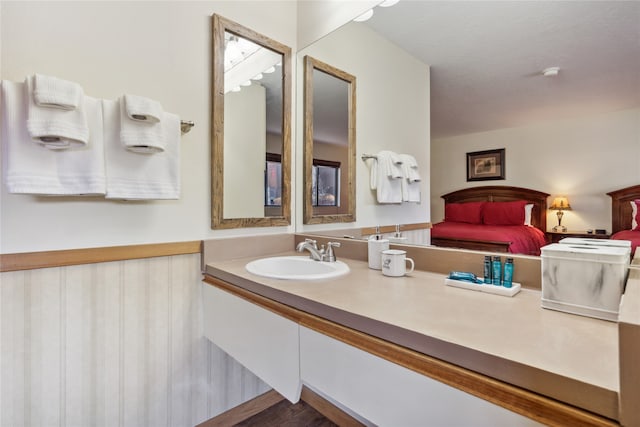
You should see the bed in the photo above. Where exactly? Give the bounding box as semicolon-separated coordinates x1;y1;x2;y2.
607;184;640;256
431;186;549;255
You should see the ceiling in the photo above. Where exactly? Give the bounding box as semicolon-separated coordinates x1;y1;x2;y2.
363;1;640;139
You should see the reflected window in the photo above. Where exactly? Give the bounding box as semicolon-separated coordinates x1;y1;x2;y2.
265;153;282;206
312;159;340;207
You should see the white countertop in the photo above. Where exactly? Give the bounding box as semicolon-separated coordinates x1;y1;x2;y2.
205;252;619;419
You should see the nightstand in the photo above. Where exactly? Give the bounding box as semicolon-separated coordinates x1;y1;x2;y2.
546;230;611;244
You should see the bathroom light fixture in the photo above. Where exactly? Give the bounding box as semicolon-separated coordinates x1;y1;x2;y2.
549;196;572;232
379;0;400;7
240;80;252;87
252;73;263;80
354;9;374;22
542;67;560;77
263;66;276;74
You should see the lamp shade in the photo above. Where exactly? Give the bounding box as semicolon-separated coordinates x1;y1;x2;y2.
549;197;572;211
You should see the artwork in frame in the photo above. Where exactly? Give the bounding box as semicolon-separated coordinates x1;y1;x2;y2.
466;148;505;181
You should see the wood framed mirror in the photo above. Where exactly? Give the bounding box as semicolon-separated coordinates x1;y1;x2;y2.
303;55;356;224
211;14;291;229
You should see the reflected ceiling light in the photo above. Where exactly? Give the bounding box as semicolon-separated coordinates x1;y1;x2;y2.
231;86;241;92
241;80;252;87
263;66;276;74
353;9;374;22
542;67;560;77
379;0;400;7
252;73;263;80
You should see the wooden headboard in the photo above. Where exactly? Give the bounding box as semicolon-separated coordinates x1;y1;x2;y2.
607;184;640;233
441;185;550;232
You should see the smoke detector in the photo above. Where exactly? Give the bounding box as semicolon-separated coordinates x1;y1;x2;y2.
542;67;560;77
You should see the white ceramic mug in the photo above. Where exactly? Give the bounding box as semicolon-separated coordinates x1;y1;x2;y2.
368;238;390;269
381;249;415;277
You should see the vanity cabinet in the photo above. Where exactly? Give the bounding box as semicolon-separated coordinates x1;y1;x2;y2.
201;283;301;402
202;280;541;425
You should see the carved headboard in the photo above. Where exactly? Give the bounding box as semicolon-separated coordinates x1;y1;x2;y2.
441;186;550;232
607;184;640;233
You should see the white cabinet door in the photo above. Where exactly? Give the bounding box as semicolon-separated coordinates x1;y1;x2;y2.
202;283;301;402
300;327;541;427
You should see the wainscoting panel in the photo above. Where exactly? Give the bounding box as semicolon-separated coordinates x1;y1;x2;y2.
0;253;270;427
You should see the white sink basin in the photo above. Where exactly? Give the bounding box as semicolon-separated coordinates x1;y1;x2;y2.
245;256;350;280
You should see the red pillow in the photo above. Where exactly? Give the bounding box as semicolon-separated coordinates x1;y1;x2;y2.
483;200;528;226
445;201;484;224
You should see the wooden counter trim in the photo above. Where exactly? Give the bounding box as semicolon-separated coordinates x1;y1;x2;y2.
203;276;618;427
360;222;431;236
0;240;202;272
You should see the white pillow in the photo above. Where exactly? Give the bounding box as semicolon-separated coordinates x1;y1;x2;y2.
524;203;534;226
632;200;638;230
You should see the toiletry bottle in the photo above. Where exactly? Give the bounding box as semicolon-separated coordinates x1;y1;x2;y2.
483;256;492;284
492;256;502;286
503;257;514;288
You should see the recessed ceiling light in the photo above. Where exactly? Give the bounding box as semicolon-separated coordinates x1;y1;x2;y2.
542;67;560;77
354;9;374;22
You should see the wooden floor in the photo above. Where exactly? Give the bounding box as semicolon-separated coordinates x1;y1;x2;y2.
235;398;338;427
198;387;365;427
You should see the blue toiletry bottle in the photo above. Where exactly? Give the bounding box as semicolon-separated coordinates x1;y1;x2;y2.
503;257;514;288
483;255;492;284
492;256;502;286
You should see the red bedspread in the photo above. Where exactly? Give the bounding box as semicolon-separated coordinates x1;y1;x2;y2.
611;230;640;257
431;222;548;255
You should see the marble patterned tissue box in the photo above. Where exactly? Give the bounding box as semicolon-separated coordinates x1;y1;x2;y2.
541;243;630;321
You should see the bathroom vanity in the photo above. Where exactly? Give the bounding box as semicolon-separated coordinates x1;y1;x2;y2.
201;235;638;426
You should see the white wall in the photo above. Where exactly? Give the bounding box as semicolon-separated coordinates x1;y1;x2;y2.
0;1;297;253
296;22;431;234
431;108;640;232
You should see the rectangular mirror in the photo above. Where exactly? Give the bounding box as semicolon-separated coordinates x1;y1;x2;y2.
303;55;356;224
211;14;291;229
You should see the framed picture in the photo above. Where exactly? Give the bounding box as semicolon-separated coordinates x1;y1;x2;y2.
466;148;505;181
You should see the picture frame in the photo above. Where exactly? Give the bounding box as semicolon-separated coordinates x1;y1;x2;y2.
466;148;505;181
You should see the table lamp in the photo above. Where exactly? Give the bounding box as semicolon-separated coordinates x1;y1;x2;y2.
549;197;571;232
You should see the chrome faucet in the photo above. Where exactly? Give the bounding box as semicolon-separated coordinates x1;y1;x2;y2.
296;239;341;262
296;239;323;261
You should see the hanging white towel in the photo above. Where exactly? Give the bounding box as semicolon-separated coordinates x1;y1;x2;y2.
123;93;163;123
374;150;403;203
399;153;421;203
1;80;106;195
119;96;165;153
103;99;180;200
25;75;89;149
33;73;83;110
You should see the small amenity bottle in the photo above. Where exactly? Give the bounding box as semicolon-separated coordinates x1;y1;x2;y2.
492;256;502;286
483;256;492;284
503;257;514;288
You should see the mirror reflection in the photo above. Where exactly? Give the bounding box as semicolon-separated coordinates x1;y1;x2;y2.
211;14;291;229
303;55;356;224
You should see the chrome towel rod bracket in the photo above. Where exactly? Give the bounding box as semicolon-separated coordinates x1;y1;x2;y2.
180;120;195;134
361;154;377;161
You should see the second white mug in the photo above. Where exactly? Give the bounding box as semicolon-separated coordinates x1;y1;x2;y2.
381;249;415;277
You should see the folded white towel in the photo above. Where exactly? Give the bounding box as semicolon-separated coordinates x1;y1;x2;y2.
1;80;106;195
119;96;165;153
123;93;163;123
25;75;89;149
399;153;421;203
374;150;403;203
103;99;180;199
33;73;83;110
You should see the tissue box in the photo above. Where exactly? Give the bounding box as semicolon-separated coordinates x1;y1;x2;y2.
541;243;630;321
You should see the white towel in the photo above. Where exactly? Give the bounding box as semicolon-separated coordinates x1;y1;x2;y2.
119;96;165;153
103;99;180;200
33;73;83;110
1;80;106;195
123;94;163;123
25;75;89;149
374;150;403;203
399;153;421;203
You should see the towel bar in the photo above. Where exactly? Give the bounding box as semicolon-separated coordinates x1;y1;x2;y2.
361;154;377;161
180;120;194;134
